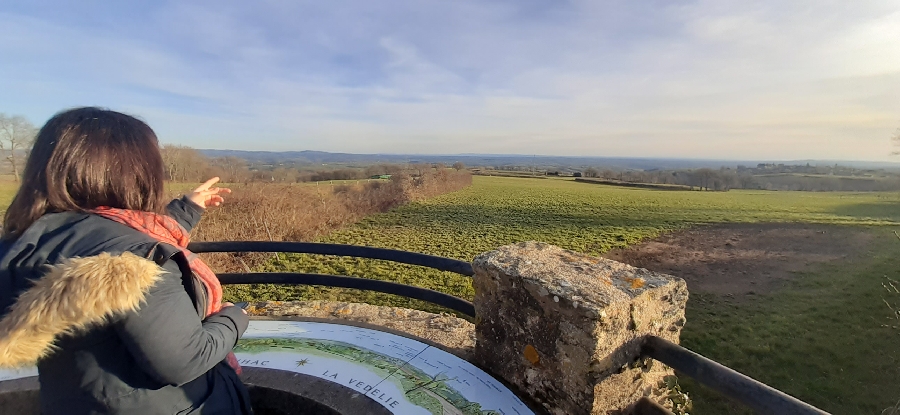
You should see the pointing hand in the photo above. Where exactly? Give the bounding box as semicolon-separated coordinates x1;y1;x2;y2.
187;177;232;209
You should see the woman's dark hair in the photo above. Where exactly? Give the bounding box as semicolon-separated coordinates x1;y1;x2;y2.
2;107;167;239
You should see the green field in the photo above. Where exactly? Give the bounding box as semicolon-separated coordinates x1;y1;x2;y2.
243;175;900;309
234;176;900;414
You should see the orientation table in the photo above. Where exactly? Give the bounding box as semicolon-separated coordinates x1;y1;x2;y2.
0;320;536;415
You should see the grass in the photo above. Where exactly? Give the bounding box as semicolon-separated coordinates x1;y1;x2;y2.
682;227;900;414
231;176;900;414
0;181;19;212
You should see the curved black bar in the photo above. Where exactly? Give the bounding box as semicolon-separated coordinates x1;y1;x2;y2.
642;336;830;415
189;241;474;277
218;272;476;318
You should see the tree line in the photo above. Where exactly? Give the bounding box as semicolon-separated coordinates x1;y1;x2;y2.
578;166;900;192
581;167;743;191
159;145;459;183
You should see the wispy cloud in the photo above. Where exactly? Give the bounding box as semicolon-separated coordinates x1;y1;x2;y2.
1;0;898;160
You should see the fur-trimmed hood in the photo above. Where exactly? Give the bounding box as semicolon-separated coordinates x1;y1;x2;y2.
0;252;164;368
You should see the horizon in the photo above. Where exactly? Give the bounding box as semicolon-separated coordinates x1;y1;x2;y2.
199;148;900;167
2;1;899;161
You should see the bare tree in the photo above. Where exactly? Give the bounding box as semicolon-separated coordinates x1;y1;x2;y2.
452;161;465;171
159;144;210;182
211;156;249;183
714;168;738;191
583;167;599;178
695;168;717;190
738;174;756;189
0;114;37;182
160;144;183;181
271;167;295;182
409;163;429;177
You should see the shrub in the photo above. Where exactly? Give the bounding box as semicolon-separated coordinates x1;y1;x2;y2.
191;170;471;272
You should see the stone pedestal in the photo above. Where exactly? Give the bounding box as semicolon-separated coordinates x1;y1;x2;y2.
472;242;688;415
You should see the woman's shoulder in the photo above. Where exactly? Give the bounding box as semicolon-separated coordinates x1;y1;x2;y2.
2;212;166;271
0;212;182;321
53;212;160;251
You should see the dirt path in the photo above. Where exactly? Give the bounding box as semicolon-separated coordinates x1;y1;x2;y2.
603;223;875;300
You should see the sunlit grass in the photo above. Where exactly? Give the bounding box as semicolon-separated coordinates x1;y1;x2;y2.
681;229;899;414
237;176;900;314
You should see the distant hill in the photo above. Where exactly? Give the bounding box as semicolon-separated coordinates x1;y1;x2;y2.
199;149;900;171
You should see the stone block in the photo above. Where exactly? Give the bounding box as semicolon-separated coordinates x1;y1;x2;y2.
472;242;688;414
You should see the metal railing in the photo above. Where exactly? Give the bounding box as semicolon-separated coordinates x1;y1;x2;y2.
190;241;830;415
642;337;828;414
188;241;476;317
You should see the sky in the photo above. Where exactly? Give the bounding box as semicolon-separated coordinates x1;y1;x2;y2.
1;1;899;161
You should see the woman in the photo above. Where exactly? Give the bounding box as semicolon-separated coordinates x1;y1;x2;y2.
0;107;252;414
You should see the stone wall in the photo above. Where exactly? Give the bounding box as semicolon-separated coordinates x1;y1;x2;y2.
472;242;688;415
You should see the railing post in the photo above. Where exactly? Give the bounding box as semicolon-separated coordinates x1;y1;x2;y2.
472;242;688;414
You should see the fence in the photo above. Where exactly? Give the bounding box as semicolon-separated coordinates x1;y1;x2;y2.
189;241;829;415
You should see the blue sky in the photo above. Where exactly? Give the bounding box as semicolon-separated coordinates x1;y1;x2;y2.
2;1;899;160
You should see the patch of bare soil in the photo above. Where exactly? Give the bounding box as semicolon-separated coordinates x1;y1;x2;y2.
603;223;874;300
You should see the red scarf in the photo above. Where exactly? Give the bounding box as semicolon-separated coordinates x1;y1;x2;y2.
91;207;241;374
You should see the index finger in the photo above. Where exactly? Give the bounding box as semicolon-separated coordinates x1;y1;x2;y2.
194;177;221;192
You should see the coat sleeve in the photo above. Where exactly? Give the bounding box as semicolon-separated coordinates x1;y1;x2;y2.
166;196;204;233
114;260;249;386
